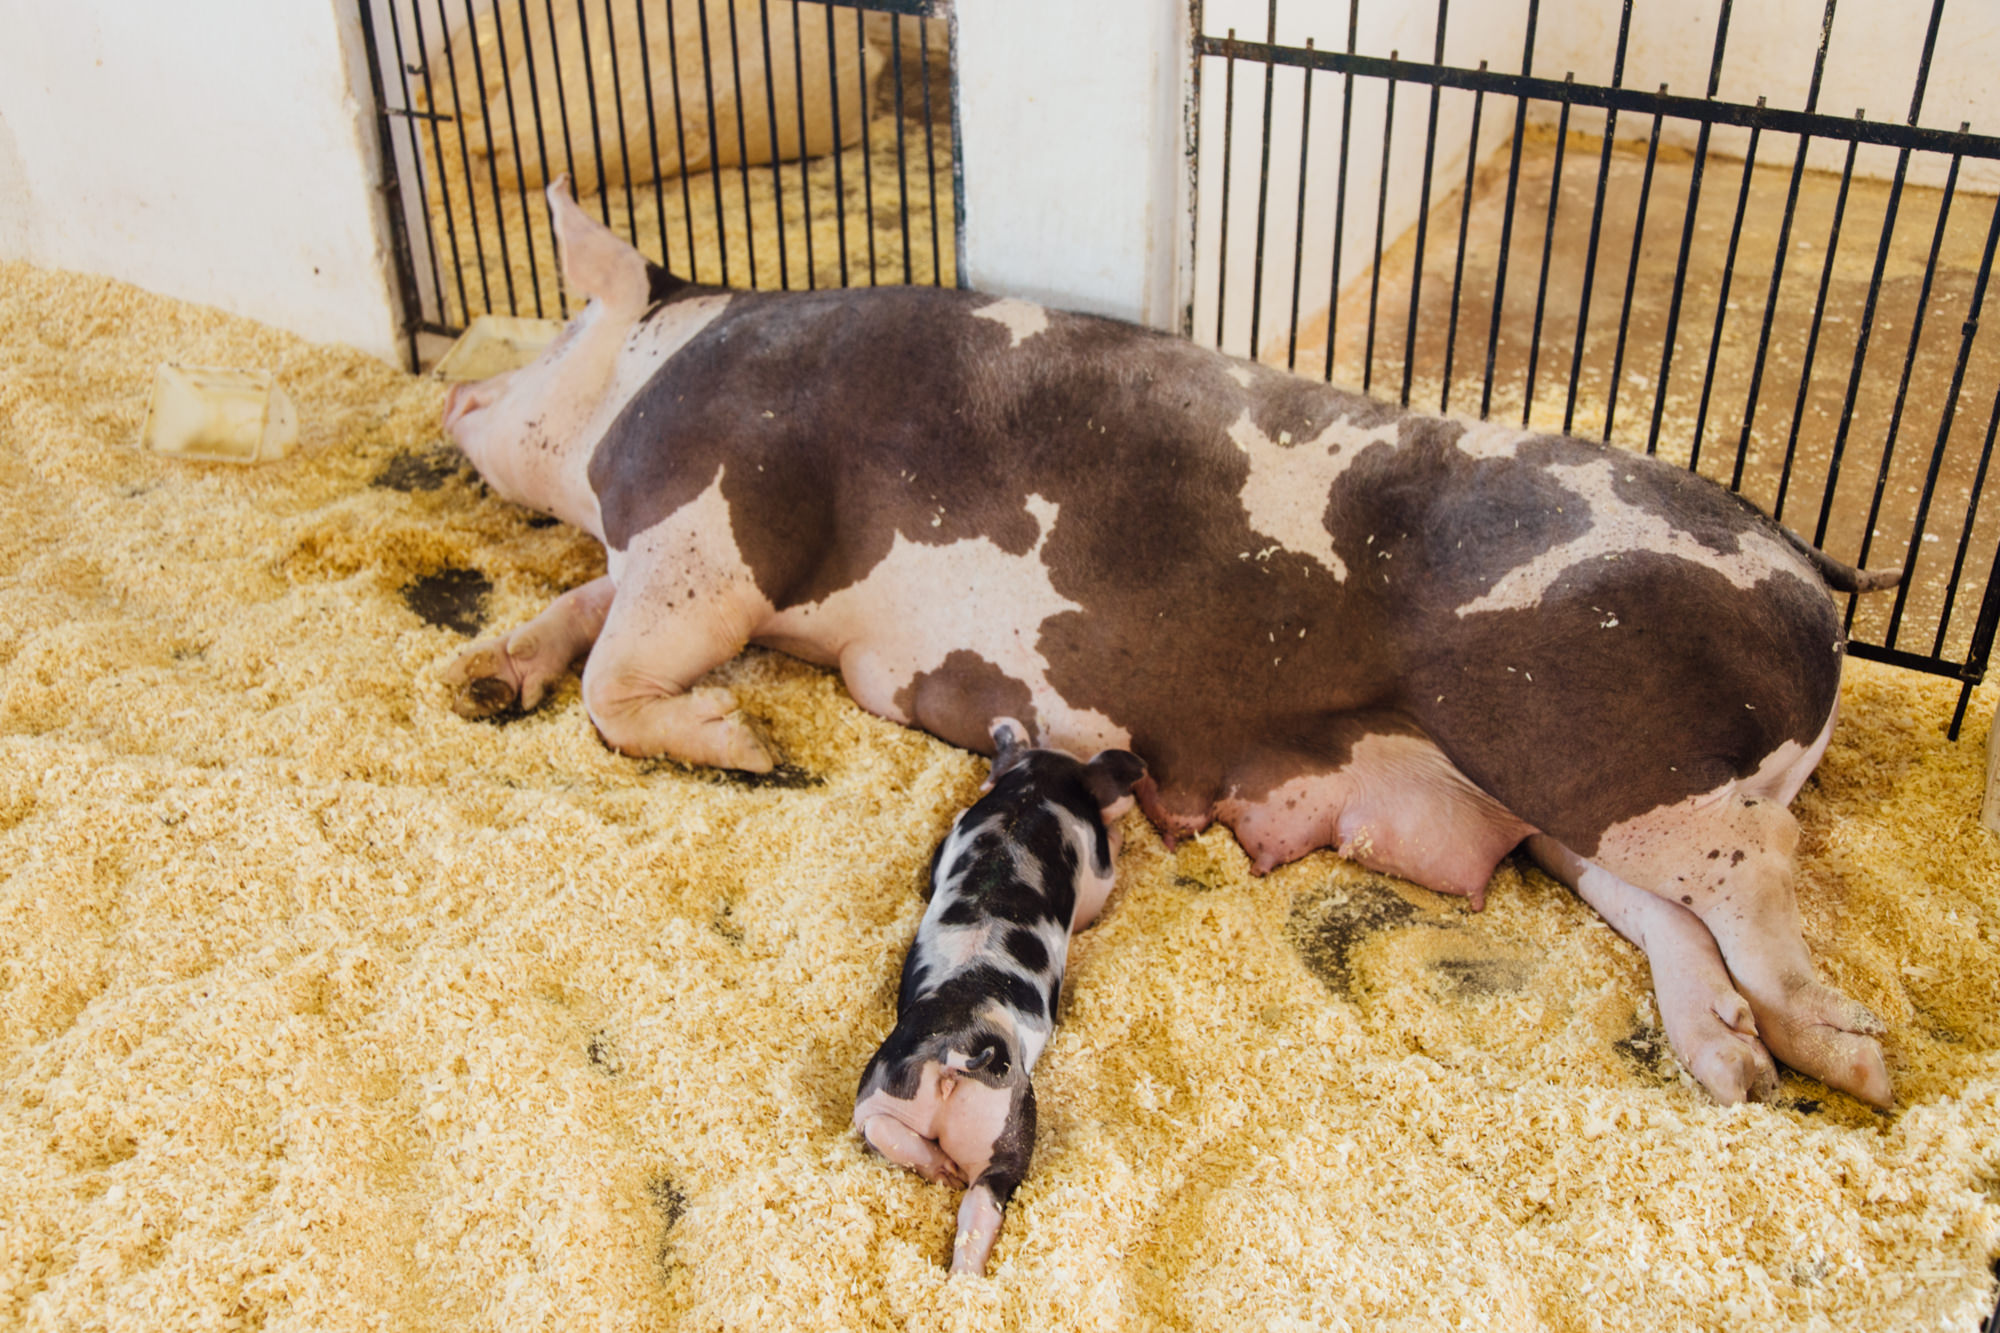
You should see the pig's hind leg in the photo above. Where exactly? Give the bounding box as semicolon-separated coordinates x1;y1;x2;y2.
444;576;616;719
1528;835;1779;1105
1550;791;1890;1107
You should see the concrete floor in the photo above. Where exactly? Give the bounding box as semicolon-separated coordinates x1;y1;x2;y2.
1278;127;2000;672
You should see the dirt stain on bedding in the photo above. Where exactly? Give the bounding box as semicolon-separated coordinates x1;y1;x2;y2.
0;260;1997;1331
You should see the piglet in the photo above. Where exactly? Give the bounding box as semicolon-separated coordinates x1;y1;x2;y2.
853;718;1146;1275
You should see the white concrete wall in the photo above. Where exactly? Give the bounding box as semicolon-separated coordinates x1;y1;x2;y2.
0;0;404;365
953;0;1188;329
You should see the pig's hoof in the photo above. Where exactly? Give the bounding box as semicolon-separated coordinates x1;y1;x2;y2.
1676;994;1781;1105
446;644;522;719
1750;979;1893;1108
457;672;520;718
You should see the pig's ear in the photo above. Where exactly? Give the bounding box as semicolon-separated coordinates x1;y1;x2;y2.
986;717;1030;783
1083;749;1147;812
546;173;651;320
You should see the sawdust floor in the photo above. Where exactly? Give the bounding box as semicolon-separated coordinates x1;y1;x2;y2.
1;260;1997;1331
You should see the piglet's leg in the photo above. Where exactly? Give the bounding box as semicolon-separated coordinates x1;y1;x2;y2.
860;1115;964;1186
444;576;616;719
1529;836;1779;1105
950;1184;1005;1277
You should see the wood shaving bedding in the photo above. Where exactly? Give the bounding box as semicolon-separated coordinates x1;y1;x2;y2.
0;260;1995;1331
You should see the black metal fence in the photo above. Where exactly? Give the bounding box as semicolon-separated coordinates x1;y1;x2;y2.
357;0;957;358
1192;0;2000;737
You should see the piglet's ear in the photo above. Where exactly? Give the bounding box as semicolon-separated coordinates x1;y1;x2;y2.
986;717;1030;781
1083;749;1147;811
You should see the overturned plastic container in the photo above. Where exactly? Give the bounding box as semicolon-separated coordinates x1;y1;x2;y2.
139;364;298;463
432;314;563;382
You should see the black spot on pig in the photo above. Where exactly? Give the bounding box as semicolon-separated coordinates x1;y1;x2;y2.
1287;875;1432;999
402;567;492;635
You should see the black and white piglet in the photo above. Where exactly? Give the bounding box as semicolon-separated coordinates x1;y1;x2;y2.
853;718;1146;1276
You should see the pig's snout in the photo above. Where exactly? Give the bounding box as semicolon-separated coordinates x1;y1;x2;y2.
440;375;511;440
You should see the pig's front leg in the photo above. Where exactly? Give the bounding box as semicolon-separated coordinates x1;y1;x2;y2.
445;576;616;719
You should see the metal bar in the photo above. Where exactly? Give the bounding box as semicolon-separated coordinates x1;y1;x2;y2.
570;0;615;227
856;9;879;285
1439;61;1485;414
515;0;564;314
1215;32;1237;347
1478;0;1538;419
891;13;914;284
825;2;850;287
697;0;732;284
1882;158;1990;652
1857;143;1965;640
1735;0;1839;493
1364;53;1399;394
1190;37;2000;162
1690;109;1764;476
1933;211;2000;660
1643;0;1733;457
635;0;672;273
490;0;545;316
920;14;942;286
1185;0;1204;338
358;0;427;365
1321;0;1359;383
1400;0;1448;410
1562;0;1632;435
793;1;818;289
1247;0;1281;364
541;0;584;248
726;0;759;287
459;0;523;313
600;0;640;241
382;0;453;335
1956;537;2000;736
1774;126;1862;523
664;0;701;279
1814;0;1948;550
435;0;495;315
1845;640;1970;677
759;0;790;290
1284;40;1317;372
948;0;965;288
1601;88;1665;443
1521;72;1572;427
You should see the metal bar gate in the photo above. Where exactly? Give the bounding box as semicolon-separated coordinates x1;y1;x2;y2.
1191;0;2000;738
356;0;959;360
